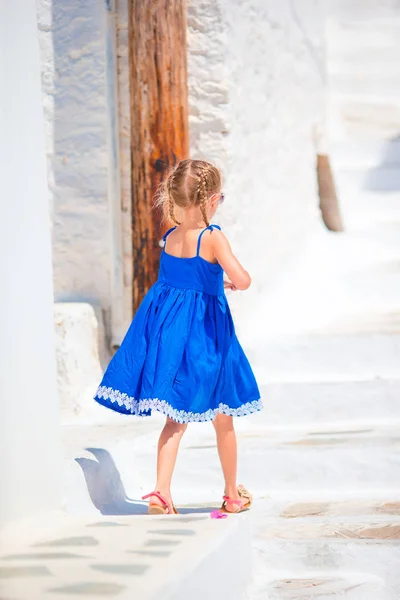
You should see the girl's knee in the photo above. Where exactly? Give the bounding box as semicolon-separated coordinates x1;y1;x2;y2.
165;417;188;435
213;413;234;431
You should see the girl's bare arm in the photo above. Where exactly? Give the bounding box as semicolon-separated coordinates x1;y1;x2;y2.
211;230;251;290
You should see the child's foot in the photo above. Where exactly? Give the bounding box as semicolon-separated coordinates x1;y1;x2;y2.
142;490;178;514
221;484;253;513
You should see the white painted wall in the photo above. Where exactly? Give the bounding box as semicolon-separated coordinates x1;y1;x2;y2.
37;0;130;352
115;0;134;338
187;0;326;295
0;0;61;530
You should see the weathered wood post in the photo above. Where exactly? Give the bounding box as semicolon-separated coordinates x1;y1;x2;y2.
129;0;189;313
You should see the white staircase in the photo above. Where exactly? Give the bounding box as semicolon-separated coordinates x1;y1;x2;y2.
243;5;400;599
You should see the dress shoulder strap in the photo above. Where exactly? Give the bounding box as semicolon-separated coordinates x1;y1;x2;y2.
196;224;221;256
162;226;177;242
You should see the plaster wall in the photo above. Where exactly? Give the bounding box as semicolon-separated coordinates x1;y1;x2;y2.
187;0;326;300
37;0;131;351
0;0;61;529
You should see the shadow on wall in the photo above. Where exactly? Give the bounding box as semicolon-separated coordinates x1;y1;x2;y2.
364;134;400;191
75;448;215;515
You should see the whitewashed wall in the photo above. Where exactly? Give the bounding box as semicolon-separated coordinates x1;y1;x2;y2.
0;0;61;530
37;0;131;355
187;0;326;295
115;0;133;339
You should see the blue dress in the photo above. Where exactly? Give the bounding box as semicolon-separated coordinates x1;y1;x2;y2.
94;225;262;423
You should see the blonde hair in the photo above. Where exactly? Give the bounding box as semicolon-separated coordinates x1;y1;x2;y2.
157;159;222;227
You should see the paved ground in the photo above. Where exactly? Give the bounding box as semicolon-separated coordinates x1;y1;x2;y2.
0;509;250;600
58;405;400;600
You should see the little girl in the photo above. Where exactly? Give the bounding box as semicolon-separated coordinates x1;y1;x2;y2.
94;159;262;514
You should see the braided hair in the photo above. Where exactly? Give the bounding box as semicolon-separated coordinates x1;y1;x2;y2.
156;159;221;228
196;165;211;227
167;171;181;225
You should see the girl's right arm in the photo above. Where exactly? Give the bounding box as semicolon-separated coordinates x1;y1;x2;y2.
211;230;251;290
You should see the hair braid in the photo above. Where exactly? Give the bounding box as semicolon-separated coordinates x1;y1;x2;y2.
155;159;221;228
197;166;210;227
167;173;181;226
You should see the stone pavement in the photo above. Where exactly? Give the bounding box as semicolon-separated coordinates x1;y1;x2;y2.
54;397;400;600
248;498;400;599
0;510;250;600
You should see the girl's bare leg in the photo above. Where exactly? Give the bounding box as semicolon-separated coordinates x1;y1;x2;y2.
149;417;187;508
213;413;241;512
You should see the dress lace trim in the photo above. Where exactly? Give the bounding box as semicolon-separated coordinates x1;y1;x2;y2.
94;385;263;423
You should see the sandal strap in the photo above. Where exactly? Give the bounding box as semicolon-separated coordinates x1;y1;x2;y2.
223;495;245;507
142;491;173;514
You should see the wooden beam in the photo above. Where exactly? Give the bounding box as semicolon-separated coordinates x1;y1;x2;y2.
129;0;189;313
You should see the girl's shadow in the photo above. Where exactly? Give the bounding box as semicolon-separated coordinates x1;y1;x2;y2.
75;448;215;516
75;448;146;515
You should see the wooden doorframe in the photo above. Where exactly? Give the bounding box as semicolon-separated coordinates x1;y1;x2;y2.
129;0;189;313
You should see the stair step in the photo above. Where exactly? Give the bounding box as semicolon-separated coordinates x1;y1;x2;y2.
252;379;400;426
327;15;400;44
330;2;400;20
328;98;400;138
332;166;400;192
330;139;400;170
70;424;400;504
248;497;400;598
248;334;400;382
250;576;392;600
249;505;400;600
184;428;400;495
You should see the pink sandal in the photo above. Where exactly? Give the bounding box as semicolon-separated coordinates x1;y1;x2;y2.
220;485;253;514
142;491;178;515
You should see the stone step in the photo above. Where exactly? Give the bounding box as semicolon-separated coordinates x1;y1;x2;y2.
329;47;400;70
331;190;400;227
330;139;400;170
330;1;400;20
333;166;400;192
263;498;400;520
248;501;400;600
180;427;400;497
327;12;400;138
0;512;250;600
65;422;400;508
251;379;400;427
327;15;400;45
247;333;400;382
328;96;400;138
250;576;393;600
329;74;400;97
232;223;400;352
331;172;400;226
